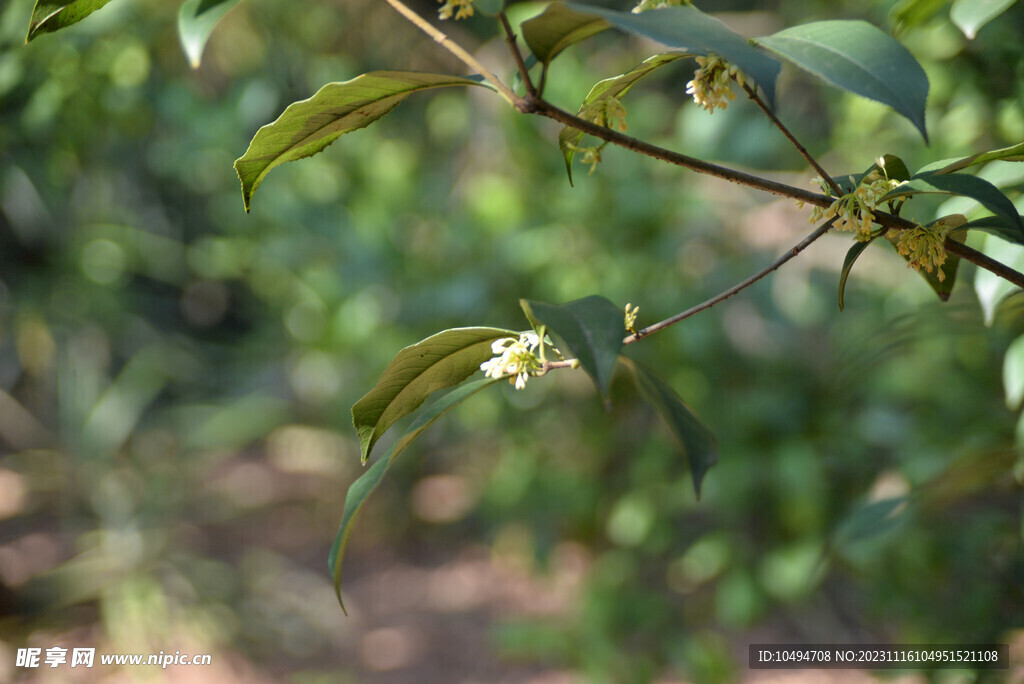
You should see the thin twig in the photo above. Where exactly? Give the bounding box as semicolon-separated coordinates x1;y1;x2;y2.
624;218;838;344
498;12;536;97
383;0;518;105
742;84;842;196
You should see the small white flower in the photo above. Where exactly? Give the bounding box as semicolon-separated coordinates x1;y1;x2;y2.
480;332;542;389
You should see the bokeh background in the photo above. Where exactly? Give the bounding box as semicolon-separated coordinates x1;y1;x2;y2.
1;0;1023;681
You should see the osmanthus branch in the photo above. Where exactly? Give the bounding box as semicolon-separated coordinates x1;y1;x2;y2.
741;84;842;197
386;0;1024;293
382;0;519;104
624;217;838;344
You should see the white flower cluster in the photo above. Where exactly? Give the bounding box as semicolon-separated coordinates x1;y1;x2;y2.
480;332;542;390
438;0;474;20
580;97;628;132
632;0;690;13
685;54;748;112
808;170;903;242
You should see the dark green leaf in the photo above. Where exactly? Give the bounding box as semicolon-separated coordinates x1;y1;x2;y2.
26;0;115;41
563;3;781;106
961;216;1024;245
520;295;624;397
876;153;911;182
234;71;483;211
950;0;1017;39
521;3;610;66
916;141;1024;175
832;497;908;547
621;357;718;498
837;236;879;311
178;0;243;69
352;326;517;463
331;378;499;612
754;21;929;141
560;52;688;184
475;0;506;15
884;172;1024;240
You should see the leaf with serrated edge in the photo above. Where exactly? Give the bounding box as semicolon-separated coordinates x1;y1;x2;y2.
178;0;243;69
884;173;1024;240
950;0;1017;39
520;295;624;397
521;3;610;65
352;327;516;463
918;141;1024;175
234;71;483;211
561;52;689;184
563;3;780;106
331;378;499;612
26;0;115;41
621;357;718;498
755;21;928;141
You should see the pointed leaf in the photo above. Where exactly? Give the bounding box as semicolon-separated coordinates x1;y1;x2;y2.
521;1;609;64
950;0;1017;39
838;235;880;311
178;0;243;69
621;357;718;498
352;326;517;463
560;52;689;184
26;0;115;41
975;234;1024;325
234;71;483;211
961;216;1024;245
755;21;929;141
884;172;1024;240
331;378;499;612
563;3;781;106
917;141;1024;175
520;295;624;397
876;153;911;182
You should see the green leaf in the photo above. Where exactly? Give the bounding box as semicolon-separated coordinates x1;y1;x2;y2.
560;52;689;185
754;21;929;141
917;141;1024;175
950;0;1017;39
475;0;506;16
521;2;610;66
26;0;115;41
975;234;1024;325
960;216;1024;245
831;497;908;547
178;0;243;69
620;357;718;498
520;295;624;397
352;327;516;464
1004;335;1024;410
234;71;483;211
876;153;911;183
562;3;781;106
837;235;879;311
330;378;499;613
884;172;1024;240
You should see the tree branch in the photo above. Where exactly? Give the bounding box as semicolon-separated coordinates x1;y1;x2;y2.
383;0;518;105
498;12;537;97
624;218;838;344
742;83;842;196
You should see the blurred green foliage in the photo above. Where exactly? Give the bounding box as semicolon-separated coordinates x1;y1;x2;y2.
0;0;1022;682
